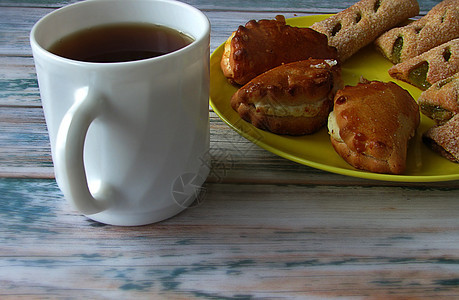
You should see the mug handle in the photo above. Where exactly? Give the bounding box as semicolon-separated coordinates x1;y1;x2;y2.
55;90;110;215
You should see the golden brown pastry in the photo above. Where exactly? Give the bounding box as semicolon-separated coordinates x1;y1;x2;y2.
221;15;338;86
375;0;459;64
418;72;459;124
311;0;419;62
388;38;459;90
423;113;459;163
327;80;420;174
231;58;342;135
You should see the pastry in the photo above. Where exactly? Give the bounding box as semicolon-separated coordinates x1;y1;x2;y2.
418;72;459;124
375;0;459;64
388;38;459;90
327;80;420;174
231;58;342;135
221;15;338;86
311;0;419;62
423;113;459;163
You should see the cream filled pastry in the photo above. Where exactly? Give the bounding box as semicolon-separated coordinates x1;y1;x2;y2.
221;15;338;86
231;58;342;135
328;80;420;174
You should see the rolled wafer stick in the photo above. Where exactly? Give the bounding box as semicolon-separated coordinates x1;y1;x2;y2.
423;114;459;163
418;72;459;125
311;0;419;62
375;0;459;64
388;38;459;90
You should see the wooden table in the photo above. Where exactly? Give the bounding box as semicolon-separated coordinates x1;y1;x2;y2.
1;0;458;298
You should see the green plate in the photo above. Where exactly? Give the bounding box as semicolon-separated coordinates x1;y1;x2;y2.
209;15;459;182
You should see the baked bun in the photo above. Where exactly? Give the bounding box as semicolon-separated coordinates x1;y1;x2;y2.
231;58;342;135
422;113;459;163
221;15;338;86
328;80;420;174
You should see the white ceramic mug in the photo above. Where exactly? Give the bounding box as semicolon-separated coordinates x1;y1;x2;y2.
30;0;211;226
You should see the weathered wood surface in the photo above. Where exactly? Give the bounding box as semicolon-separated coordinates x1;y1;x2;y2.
1;0;458;298
1;178;459;298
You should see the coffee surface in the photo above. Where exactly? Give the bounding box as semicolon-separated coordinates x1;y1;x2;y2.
48;22;194;63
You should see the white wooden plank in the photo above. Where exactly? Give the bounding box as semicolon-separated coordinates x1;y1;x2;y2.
0;0;439;14
0;179;458;298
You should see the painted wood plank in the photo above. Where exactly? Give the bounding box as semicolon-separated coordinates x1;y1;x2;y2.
0;8;311;56
0;56;41;107
2;105;458;187
0;0;439;14
0;0;437;56
0;11;318;107
1;178;458;298
0;106;53;177
0;7;52;56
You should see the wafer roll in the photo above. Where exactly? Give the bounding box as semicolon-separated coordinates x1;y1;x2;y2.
423;114;459;163
388;38;459;90
418;72;459;125
375;0;459;64
311;0;419;62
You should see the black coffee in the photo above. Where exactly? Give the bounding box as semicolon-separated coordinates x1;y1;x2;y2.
48;22;194;63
